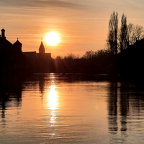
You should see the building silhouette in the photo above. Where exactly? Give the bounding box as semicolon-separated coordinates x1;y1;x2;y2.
39;41;51;58
0;29;22;53
23;40;52;72
23;40;51;60
0;29;23;75
39;41;45;55
0;29;52;75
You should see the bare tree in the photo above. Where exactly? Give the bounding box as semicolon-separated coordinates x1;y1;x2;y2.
127;23;133;45
127;23;144;45
119;14;128;52
107;11;118;55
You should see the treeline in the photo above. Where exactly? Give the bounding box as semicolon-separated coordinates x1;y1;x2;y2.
52;50;113;74
29;49;115;79
107;11;144;55
107;11;144;80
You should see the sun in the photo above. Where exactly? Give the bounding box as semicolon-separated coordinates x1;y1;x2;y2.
45;32;60;46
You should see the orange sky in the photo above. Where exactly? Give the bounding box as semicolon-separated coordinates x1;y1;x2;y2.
1;0;144;58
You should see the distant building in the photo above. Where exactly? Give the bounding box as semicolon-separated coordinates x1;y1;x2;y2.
39;41;45;54
0;29;52;74
0;29;22;54
38;41;51;59
0;28;51;59
13;38;22;53
0;29;23;74
22;36;52;72
0;29;15;52
0;29;12;48
23;40;51;61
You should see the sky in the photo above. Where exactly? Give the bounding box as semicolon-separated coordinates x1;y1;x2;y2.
1;0;144;58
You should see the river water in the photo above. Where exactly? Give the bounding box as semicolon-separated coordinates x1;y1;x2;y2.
0;73;144;144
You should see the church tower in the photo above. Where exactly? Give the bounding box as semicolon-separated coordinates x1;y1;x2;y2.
39;41;45;55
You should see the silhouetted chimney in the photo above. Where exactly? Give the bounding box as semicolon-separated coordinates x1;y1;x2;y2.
1;29;6;38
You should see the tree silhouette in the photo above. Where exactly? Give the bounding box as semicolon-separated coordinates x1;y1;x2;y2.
107;11;118;55
119;14;128;52
127;23;144;45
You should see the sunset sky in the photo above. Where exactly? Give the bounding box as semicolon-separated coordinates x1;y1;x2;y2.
1;0;144;57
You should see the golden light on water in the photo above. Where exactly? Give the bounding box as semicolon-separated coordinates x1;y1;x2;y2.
44;32;60;46
48;85;58;110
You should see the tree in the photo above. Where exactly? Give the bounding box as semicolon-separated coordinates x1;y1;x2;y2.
127;23;144;45
64;53;78;60
82;50;95;59
107;11;118;55
56;56;63;60
82;50;111;60
119;14;128;52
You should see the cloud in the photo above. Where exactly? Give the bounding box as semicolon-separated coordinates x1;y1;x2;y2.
0;0;82;8
35;0;82;8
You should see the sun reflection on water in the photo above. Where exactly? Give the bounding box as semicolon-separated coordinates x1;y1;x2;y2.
46;77;59;128
48;85;58;110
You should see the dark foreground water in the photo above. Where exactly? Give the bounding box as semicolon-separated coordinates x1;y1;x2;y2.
0;73;144;144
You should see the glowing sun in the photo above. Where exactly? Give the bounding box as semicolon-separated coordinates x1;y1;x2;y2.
45;32;60;46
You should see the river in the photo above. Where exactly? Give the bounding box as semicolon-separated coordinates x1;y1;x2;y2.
0;73;144;144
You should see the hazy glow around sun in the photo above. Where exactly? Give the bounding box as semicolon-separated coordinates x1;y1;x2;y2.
45;32;60;46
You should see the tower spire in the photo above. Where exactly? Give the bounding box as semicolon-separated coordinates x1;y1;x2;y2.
39;40;45;54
